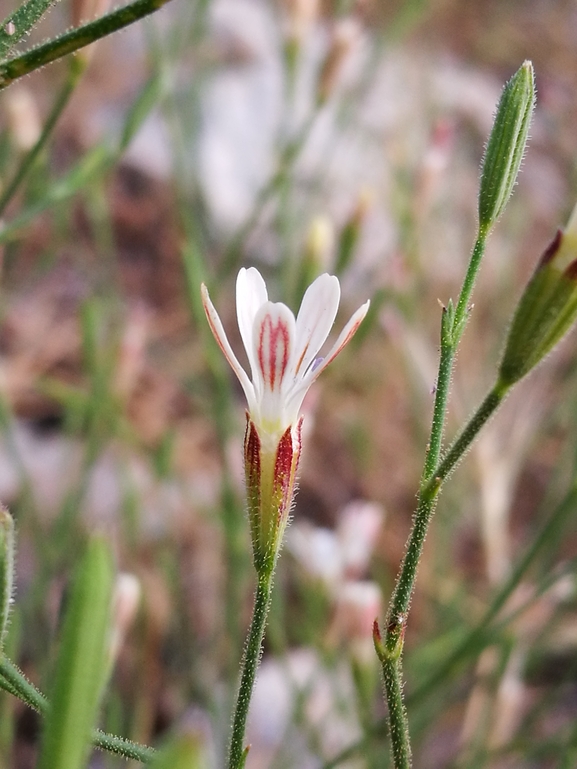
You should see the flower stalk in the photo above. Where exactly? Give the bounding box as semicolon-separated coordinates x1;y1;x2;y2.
202;268;368;767
375;61;537;768
228;570;274;769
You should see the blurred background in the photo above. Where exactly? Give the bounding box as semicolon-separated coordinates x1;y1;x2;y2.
1;0;577;766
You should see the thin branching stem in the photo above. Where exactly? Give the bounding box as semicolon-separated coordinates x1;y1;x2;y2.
0;0;175;90
380;225;499;767
0;58;85;218
0;658;155;763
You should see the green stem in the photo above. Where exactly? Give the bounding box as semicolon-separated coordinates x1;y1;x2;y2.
0;0;175;90
381;657;411;769
0;58;84;219
385;229;488;640
424;380;510;494
0;657;155;763
421;304;455;482
453;229;489;342
228;570;274;769
409;476;577;705
388;381;509;645
381;380;508;767
324;479;577;769
0;0;62;59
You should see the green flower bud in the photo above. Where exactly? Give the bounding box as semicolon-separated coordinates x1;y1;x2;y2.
479;61;535;232
0;506;14;651
499;203;577;385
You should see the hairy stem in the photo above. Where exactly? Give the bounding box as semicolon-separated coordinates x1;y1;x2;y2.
0;0;175;90
381;656;410;769
228;570;274;769
381;380;508;766
0;657;155;763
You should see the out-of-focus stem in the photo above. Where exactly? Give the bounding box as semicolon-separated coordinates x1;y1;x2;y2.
0;58;85;219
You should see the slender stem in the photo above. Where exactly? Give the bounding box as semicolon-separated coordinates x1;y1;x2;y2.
0;0;62;59
409;476;577;705
324;479;577;769
421;305;454;482
0;58;84;219
381;657;411;769
380;380;508;766
0;658;45;712
0;657;155;763
453;228;489;342
0;145;112;244
92;730;155;763
423;380;510;495
0;0;175;90
389;381;509;639
397;229;491;623
228;570;274;769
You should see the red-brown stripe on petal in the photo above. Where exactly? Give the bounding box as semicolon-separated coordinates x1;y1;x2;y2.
294;342;311;376
258;312;291;391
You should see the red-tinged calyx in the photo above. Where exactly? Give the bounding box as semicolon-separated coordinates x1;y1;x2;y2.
499;203;577;386
373;619;386;662
537;229;563;268
244;415;302;576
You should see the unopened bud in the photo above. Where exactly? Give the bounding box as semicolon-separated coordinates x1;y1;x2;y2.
71;0;112;25
328;580;382;711
499;202;577;385
478;61;535;232
336;188;373;274
296;215;335;300
317;18;360;105
4;87;41;151
332;580;382;663
71;0;112;63
108;573;141;666
305;215;334;270
0;507;14;650
284;0;320;46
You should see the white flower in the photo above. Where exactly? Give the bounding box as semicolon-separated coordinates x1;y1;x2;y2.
201;267;369;437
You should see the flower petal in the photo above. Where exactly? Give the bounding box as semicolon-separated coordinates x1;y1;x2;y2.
284;299;370;418
201;283;256;412
292;273;341;380
236;267;268;382
254;302;296;392
308;299;370;380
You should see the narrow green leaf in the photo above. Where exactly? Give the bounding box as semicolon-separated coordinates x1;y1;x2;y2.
0;508;15;651
119;72;164;151
0;0;62;60
37;537;114;769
